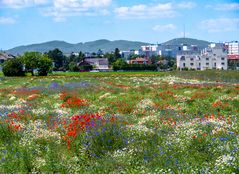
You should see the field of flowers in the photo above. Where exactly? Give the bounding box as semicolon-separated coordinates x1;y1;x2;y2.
0;73;238;173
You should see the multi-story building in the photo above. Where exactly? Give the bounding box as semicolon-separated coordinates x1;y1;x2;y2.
177;43;228;70
228;41;239;55
227;41;239;70
120;50;141;59
141;45;159;57
141;43;203;58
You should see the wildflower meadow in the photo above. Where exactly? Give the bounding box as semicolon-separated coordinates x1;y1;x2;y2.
0;72;238;173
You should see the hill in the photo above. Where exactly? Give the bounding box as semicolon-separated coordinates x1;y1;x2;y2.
7;40;150;55
162;38;210;48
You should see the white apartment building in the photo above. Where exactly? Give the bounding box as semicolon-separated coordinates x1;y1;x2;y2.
141;45;160;57
177;44;228;70
228;41;239;55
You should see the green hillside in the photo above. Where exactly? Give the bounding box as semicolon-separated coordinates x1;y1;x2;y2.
7;40;149;55
162;38;210;47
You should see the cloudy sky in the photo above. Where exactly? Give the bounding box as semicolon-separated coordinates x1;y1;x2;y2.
0;0;239;50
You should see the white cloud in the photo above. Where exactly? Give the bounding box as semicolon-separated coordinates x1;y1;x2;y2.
114;3;177;19
1;0;49;8
177;2;196;9
0;16;16;24
42;0;111;21
201;18;239;32
81;0;111;8
1;0;112;21
153;24;176;31
212;3;239;11
114;2;196;19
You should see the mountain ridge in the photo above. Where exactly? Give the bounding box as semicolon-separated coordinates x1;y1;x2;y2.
6;38;210;55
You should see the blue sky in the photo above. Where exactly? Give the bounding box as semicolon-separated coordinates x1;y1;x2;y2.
0;0;239;50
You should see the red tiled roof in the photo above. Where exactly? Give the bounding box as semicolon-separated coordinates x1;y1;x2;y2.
133;58;149;62
228;54;239;60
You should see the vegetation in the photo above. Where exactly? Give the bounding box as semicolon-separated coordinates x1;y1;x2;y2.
48;70;239;83
21;52;41;76
79;64;93;71
2;52;52;77
2;58;25;76
37;54;53;76
162;37;209;48
0;72;238;173
228;60;239;70
47;49;66;71
113;62;158;71
68;62;79;72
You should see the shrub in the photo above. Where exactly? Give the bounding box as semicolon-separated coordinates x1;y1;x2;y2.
2;58;25;76
79;65;93;71
68;62;79;72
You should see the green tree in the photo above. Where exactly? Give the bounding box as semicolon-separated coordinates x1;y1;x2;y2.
77;51;85;62
2;58;25;76
22;52;41;76
104;52;115;65
21;52;52;76
112;59;127;71
37;54;53;76
47;48;66;70
69;52;76;62
114;48;121;60
97;49;103;58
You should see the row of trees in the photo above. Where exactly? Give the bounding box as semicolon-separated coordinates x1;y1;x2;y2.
112;59;158;71
2;47;177;76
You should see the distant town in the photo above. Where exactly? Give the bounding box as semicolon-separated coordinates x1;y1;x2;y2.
0;39;239;72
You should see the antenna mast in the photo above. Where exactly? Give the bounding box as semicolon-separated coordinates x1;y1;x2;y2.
183;24;185;39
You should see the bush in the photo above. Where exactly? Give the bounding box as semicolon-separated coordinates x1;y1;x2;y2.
79;65;93;71
69;62;79;72
2;58;25;76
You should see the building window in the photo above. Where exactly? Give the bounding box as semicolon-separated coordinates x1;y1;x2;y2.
181;56;185;61
221;62;225;65
190;63;194;66
221;57;225;60
190;58;194;61
214;63;216;67
199;63;201;67
206;58;209;61
183;63;185;67
206;63;209;66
